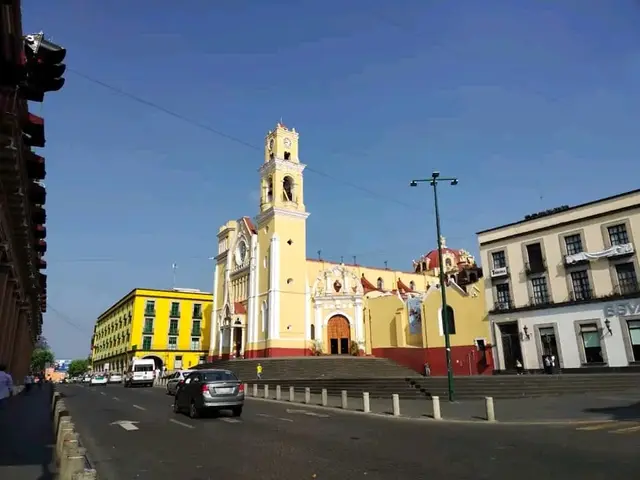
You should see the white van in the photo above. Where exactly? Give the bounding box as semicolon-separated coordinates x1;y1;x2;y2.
124;358;156;387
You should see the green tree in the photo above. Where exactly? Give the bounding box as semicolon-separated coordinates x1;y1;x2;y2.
30;347;54;372
67;359;90;377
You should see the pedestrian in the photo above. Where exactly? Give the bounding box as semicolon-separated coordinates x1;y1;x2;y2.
515;359;524;375
24;372;34;393
0;364;14;408
256;363;263;380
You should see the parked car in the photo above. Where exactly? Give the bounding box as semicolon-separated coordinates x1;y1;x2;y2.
124;358;155;388
82;375;92;384
108;373;123;384
173;369;244;419
165;370;193;396
90;374;108;386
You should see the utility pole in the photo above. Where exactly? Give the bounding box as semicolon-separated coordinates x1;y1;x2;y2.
410;171;458;402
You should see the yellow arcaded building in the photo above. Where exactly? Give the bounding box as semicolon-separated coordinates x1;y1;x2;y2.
209;123;494;375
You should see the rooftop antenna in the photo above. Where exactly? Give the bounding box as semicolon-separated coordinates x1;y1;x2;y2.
384;261;388;270
317;250;322;261
171;263;178;289
340;256;344;264
353;255;357;265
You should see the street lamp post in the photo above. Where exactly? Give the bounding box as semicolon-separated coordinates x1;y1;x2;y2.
410;171;458;402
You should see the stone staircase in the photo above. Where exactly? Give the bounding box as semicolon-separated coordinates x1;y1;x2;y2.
410;373;640;399
196;356;422;381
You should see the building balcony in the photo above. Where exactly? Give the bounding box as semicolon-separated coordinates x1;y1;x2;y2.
569;288;593;302
144;308;155;317
192;310;203;319
22;113;45;148
529;295;552;307
491;299;514;313
169;310;180;318
525;260;547;275
168;329;179;336
142;327;154;335
490;266;509;279
26;152;46;181
34;224;46;239
191;327;202;336
31;204;46;224
35;239;47;254
614;281;640;296
37;256;47;270
29;181;46;205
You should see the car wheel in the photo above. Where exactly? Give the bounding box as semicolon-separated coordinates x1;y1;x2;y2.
166;387;171;395
189;401;200;419
231;406;243;417
173;398;181;414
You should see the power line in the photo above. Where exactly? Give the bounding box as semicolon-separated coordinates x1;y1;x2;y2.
46;303;92;333
67;68;423;212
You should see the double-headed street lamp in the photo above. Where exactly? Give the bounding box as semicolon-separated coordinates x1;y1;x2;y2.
410;171;458;402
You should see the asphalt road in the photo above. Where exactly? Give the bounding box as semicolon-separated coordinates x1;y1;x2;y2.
59;383;640;480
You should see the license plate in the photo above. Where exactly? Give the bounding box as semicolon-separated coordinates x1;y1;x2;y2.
215;387;234;394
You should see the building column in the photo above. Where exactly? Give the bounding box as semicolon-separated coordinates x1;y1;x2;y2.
0;281;15;365
11;318;30;380
0;273;9;363
6;307;24;372
4;289;19;369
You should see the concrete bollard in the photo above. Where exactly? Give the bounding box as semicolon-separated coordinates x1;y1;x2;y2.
243;383;248;395
341;390;348;409
56;423;76;460
392;394;400;416
289;386;295;402
60;445;87;480
56;418;74;453
51;391;61;412
432;396;442;420
321;388;328;406
362;392;370;413
275;385;281;400
304;387;311;404
58;431;79;466
252;384;258;397
485;396;496;422
72;469;98;479
263;385;269;399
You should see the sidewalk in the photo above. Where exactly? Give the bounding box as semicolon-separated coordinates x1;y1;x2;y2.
252;388;640;423
0;385;56;479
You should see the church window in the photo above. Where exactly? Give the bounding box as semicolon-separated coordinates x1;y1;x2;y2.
310;324;315;340
266;176;273;203
377;277;384;289
282;176;294;202
422;262;427;271
261;301;269;333
409;280;416;290
284;151;291;160
445;258;453;268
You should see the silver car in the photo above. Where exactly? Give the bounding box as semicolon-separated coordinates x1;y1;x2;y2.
173;369;245;419
165;370;193;396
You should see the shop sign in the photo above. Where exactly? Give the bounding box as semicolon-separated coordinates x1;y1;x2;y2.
604;301;640;317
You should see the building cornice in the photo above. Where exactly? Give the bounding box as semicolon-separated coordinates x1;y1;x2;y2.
256;207;310;225
258;158;306;176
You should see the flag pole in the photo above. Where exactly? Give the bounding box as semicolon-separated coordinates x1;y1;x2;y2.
172;263;177;289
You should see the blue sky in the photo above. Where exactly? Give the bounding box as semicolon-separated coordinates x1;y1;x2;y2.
23;0;640;358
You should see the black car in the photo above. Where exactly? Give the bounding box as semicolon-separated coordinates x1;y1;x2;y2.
173;369;245;419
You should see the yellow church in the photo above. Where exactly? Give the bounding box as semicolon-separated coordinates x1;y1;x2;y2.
209;123;494;375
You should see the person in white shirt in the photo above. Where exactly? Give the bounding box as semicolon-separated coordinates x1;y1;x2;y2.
0;364;14;407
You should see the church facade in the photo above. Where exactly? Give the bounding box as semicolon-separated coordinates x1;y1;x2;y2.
208;123;493;375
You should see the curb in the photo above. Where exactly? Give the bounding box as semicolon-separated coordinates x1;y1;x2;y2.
51;387;99;479
245;395;612;427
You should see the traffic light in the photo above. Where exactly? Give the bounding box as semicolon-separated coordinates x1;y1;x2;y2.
20;32;66;102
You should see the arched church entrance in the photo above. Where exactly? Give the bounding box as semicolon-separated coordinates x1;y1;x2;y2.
327;315;351;355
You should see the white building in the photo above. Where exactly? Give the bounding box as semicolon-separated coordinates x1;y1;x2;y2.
477;189;640;372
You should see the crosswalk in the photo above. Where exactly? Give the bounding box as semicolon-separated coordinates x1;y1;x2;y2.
575;421;640;435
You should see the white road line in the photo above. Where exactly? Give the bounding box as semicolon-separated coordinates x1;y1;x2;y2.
100;392;106;396
132;404;146;411
256;413;273;418
170;419;195;429
278;417;294;422
220;418;241;424
112;397;120;401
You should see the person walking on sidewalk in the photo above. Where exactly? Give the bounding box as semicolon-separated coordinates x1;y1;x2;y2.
24;372;34;393
0;364;14;408
256;363;263;380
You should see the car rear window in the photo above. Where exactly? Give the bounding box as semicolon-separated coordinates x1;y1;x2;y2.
202;371;238;382
134;365;154;372
94;376;105;379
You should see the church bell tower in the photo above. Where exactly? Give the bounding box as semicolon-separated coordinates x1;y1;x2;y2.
255;122;309;350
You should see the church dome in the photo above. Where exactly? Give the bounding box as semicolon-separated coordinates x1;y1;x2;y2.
413;237;476;274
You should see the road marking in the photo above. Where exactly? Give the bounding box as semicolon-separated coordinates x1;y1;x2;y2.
612;425;640;434
169;419;195;429
132;404;146;411
110;420;139;431
112;397;120;401
278;417;294;422
220;418;241;423
576;423;615;431
257;413;273;418
100;392;107;396
286;408;330;418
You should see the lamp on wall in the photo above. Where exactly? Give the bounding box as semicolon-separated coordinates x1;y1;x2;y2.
604;318;613;335
520;325;531;341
